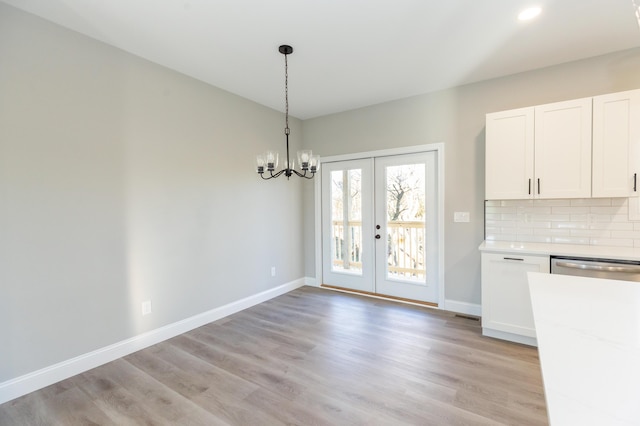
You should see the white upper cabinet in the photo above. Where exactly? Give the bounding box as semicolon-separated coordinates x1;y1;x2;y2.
485;108;534;200
592;89;640;198
486;97;592;200
534;98;593;199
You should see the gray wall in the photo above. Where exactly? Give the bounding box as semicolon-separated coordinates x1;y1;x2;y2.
0;3;304;382
3;0;640;386
302;48;640;305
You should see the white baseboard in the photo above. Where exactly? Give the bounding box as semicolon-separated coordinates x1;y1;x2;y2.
444;299;482;317
483;328;537;347
0;279;305;405
304;276;319;287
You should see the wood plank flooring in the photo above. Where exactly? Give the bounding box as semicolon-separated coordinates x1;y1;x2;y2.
0;287;548;425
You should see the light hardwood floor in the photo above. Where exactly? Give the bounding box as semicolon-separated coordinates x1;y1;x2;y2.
0;287;548;425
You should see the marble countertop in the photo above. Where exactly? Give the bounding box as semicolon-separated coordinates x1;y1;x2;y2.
479;240;640;262
528;272;640;426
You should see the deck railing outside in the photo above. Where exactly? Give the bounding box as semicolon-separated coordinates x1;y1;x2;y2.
332;220;425;280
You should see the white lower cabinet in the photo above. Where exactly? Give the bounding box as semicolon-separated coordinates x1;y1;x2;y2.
481;252;550;346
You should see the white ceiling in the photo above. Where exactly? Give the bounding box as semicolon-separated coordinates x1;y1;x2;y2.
3;0;640;119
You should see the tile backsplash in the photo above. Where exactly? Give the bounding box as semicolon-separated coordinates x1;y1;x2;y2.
485;198;640;248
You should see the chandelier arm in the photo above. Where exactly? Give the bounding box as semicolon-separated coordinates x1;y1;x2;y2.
260;169;279;180
272;169;286;178
261;169;287;180
291;169;315;179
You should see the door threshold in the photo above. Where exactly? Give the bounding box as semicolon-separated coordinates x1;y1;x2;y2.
320;284;439;308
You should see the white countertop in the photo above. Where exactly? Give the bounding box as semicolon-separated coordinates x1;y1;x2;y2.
479;240;640;262
528;272;640;426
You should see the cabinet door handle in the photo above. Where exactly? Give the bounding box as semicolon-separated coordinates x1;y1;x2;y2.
528;178;531;195
503;257;524;261
537;178;541;195
634;173;637;192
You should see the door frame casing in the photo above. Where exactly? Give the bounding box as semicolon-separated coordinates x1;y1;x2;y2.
314;143;445;308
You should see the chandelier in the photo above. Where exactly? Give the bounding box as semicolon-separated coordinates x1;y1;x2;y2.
256;45;319;180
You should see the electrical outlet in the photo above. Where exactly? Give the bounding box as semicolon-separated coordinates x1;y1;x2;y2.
454;211;470;223
271;266;276;277
141;300;152;316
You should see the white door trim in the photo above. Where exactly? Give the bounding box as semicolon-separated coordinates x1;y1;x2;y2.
314;143;445;308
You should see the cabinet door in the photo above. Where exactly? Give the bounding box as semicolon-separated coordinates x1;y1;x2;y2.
481;253;549;339
485;107;534;200
534;98;592;199
592;89;640;198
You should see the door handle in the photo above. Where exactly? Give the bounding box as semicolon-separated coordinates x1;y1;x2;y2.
634;173;637;192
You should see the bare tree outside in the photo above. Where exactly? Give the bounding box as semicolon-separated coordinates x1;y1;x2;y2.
329;164;425;281
385;164;426;281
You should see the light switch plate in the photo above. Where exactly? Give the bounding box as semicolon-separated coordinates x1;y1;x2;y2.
454;211;470;222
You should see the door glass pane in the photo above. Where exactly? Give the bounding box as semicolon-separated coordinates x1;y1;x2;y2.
385;164;425;283
331;169;362;274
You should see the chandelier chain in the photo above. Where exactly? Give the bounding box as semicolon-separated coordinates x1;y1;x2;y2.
284;52;289;132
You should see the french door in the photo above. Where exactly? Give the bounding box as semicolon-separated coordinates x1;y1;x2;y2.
321;159;374;292
321;151;439;304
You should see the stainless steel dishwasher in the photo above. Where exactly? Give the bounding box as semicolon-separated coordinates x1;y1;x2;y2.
551;256;640;282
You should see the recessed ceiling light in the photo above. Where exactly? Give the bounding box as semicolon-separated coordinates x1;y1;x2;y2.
518;6;542;21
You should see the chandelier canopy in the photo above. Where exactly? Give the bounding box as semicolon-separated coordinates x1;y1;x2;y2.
256;45;318;180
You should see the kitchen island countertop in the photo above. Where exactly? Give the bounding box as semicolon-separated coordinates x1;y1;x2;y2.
528;272;640;426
